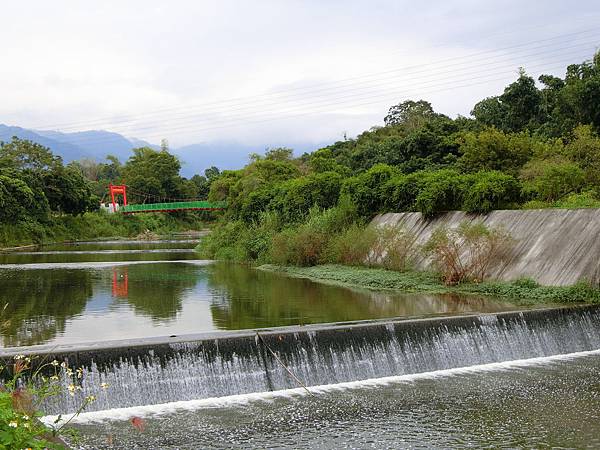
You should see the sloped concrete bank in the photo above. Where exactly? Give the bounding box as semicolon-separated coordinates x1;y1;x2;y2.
373;209;600;286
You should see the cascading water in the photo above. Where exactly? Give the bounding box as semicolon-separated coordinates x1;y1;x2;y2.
16;305;600;416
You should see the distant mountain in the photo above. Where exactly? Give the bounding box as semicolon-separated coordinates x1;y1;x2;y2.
0;124;91;162
0;123;329;177
173;142;257;177
34;129;158;162
173;140;328;177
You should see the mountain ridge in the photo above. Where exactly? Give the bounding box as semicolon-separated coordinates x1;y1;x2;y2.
0;124;328;176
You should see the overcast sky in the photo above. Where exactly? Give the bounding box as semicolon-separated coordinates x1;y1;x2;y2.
1;1;599;149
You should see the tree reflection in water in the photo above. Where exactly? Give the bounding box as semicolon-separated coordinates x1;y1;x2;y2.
206;263;513;330
0;261;515;347
108;263;206;321
0;270;92;347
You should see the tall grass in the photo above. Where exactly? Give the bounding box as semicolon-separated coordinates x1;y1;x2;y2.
423;221;513;285
198;199;418;272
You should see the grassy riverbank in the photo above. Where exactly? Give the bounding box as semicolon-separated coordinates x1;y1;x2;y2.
259;264;600;305
0;211;204;248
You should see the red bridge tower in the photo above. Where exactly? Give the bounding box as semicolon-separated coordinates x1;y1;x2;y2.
109;184;128;211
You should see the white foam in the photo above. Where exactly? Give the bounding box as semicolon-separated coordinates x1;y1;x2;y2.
12;249;195;255
67;240;201;245
0;260;213;270
42;348;600;426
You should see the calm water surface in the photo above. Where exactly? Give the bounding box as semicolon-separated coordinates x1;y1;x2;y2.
1;239;519;347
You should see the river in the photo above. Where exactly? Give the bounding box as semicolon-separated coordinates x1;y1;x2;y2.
0;238;516;348
2;238;597;449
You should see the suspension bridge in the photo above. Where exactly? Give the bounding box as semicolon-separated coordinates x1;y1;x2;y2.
108;184;226;214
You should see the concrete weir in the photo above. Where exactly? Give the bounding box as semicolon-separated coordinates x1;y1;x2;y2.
373;208;600;286
2;305;600;415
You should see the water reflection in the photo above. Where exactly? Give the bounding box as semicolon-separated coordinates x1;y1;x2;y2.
0;250;197;265
0;244;523;348
0;270;92;346
206;263;514;329
107;264;206;320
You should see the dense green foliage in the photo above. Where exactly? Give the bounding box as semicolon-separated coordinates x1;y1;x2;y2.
0;138;96;224
4;53;600;250
198;53;600;269
0;138;216;246
0;211;200;248
204;53;600;233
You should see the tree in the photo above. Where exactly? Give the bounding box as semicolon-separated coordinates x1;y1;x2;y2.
0;174;36;223
470;96;507;129
43;166;97;215
264;147;294;161
309;149;351;175
208;170;242;202
204;166;220;181
458;128;538;175
121;147;185;202
471;69;542;133
384;100;439;130
160;138;169;152
0;137;61;173
190;174;210;198
499;69;542;132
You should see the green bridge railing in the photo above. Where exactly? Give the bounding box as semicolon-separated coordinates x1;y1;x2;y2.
120;201;227;213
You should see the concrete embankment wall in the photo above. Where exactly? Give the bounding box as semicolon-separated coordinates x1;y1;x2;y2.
372;209;600;286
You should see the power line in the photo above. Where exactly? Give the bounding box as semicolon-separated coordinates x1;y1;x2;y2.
128;56;594;141
58;35;600;140
88;40;599;135
30;27;599;132
28;42;597;149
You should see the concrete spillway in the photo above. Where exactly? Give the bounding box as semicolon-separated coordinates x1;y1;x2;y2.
373;209;600;286
2;306;599;415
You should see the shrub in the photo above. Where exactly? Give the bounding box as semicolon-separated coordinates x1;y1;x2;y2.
367;224;418;271
553;191;600;209
273;172;343;223
383;174;418;211
458;128;538;175
414;170;465;218
424;221;514;285
196;220;247;260
520;157;586;202
341;164;400;218
269;206;339;266
325;224;377;265
377;226;419;271
521;191;600;210
270;226;326;266
462;171;521;213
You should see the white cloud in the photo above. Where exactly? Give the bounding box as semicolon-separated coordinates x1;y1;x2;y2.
1;0;599;150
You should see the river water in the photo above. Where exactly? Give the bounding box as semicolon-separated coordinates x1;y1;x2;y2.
66;351;600;449
0;238;517;348
3;238;596;449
